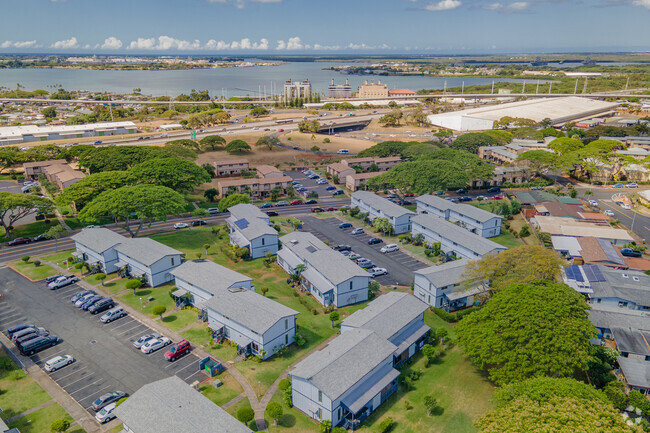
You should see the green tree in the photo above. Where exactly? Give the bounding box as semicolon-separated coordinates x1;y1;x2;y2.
319;420;332;433
204;188;218;202
603;382;627;410
466;245;563;291
260;286;269;296
548;137;584;155
50;418;71;433
378;110;403;127
217;193;251;212
298;119;320;133
329;310;340;327
76;146;173;173
256;135;280;150
236;406;254;424
129;158;211;193
56;171;131;210
457;281;596;385
152;305;167;320
357;141;412;158
372;217;393;235
202;163;216;178
423;395;439;416
266;401;283;426
125;279;142;295
494;377;610;407
0;192;53;238
42;107;57;119
95;273;107;286
46;224;66;251
516;150;561;175
250;106;269;117
79;185;185;237
450;133;497;154
225;139;252;154
199;135;226;151
278;378;291;391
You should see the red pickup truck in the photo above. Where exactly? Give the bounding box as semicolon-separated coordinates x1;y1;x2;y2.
164;339;191;362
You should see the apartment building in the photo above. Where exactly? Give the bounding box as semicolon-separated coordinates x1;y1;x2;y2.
212;158;249;177
216;176;291;198
350;191;415;235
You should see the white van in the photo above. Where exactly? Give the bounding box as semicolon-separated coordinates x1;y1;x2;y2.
337;149;350;154
100;306;126;323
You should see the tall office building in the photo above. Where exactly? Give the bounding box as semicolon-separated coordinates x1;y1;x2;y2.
327;79;352;98
284;78;312;100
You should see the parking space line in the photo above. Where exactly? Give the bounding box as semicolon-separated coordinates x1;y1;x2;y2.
171;360;198;375
33;348;67;362
181;369;203;383
104;317;133;328
80;384;113;406
121;325;148;340
51;366;88;382
117;322;146;336
70;378;105;396
60;371;93;389
165;356;194;370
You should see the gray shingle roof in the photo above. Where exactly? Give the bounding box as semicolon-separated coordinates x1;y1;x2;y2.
341;292;428;341
589;266;650;306
416;195;456;212
114;238;183;266
114;376;252;433
617;357;650;389
411;214;506;256
416;258;471;288
170;260;252;296
72;228;125;253
417;194;501;223
203;286;299;335
351;191;415;219
227;204;276;240
588;307;650;331
611;327;650;357
290;328;396;400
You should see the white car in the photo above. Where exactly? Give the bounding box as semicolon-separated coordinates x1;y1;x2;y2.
44;355;74;372
626;183;638;188
95;402;117;424
317;179;328;185
48;275;79;290
620;203;632;210
588;200;598;207
351;228;364;235
380;244;399;254
368;267;388;277
140;337;171;354
133;333;161;349
174;222;189;229
604;210;615;217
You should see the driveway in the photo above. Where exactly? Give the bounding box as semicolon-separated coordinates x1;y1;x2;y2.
300;216;429;286
0;268;207;423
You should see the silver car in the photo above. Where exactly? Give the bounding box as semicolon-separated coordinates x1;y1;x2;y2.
133;333;161;349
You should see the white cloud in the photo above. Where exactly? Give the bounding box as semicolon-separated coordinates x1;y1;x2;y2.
508;1;530;10
203;37;269;50
423;0;461;11
633;0;650;8
484;1;530;11
276;37;307;50
484;2;503;9
127;36;200;51
101;36;123;50
1;40;38;49
128;38;156;50
50;37;79;49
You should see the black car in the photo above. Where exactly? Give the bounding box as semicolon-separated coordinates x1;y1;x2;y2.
19;335;59;356
620;248;642;258
368;238;383;245
91;391;127;411
7;324;36;337
45;275;64;284
458;196;472;202
8;237;32;246
487;187;501;193
81;296;103;311
89;298;115;315
33;234;50;242
333;245;352;252
191;220;207;227
265;211;279;217
305;199;318;205
456;188;468;194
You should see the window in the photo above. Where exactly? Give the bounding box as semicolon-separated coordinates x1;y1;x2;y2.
318;391;322;403
285;319;288;330
337;407;341;421
633;276;640;282
262;238;265;246
285;334;288;344
171;257;175;266
349;281;353;290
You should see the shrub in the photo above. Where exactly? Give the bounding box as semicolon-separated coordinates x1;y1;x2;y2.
284;385;293;407
295;334;306;346
377;417;394;433
266;401;283;426
236;406;254;424
311;146;320;152
278;378;291;391
50;419;71;433
323;137;331;143
235;247;250;260
33;260;41;267
152;305;167;320
21;255;30;263
519;225;531;237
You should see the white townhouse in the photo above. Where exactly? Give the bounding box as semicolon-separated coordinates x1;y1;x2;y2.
71;228;126;274
226;203;279;259
114;238;184;287
414;258;489;311
416;194;502;238
290;328;399;430
411;214;506;260
170;259;253;306
341;292;430;367
350;191;415;235
203;285;299;360
277;232;370;308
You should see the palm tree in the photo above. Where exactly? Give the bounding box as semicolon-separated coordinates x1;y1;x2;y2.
291;264;306;285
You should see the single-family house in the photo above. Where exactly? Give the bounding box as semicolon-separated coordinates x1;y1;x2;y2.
170;259;253;306
416;195;502;238
532;215;634;245
341;292;430;367
203;285;299;359
277;232;369;308
290;328;399;430
114;238;184;287
226;203;279;259
71;228;127;274
114;376;253;433
351;191;415;235
411;214;507;260
617;357;650;395
414;258;488;311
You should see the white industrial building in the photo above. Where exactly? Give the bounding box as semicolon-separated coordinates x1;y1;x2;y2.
0;121;137;145
427;97;618;131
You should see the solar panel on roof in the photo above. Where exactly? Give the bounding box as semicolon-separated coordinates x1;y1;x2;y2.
234;219;249;229
305;245;317;253
571;265;584;282
590;266;606;282
565;266;575;280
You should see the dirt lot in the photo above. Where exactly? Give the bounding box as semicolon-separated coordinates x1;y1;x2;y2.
279;130;374;153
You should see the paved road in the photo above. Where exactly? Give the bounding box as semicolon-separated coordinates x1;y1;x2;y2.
300;216;428;286
0;267;207;425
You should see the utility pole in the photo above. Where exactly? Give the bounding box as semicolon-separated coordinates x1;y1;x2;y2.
491;80;495;94
549;82;552;94
582;77;588;94
625;76;630;91
443;80;447;94
536;80;539;94
574;79;579;95
461;81;464;94
522;81;525;94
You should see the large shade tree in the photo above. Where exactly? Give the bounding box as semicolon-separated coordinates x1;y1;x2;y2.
128;158;211;192
456;281;596;385
56;171;131;210
0;192;53;237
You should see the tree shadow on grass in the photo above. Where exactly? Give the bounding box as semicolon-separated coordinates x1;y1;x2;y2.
279;413;296;427
162;314;178;323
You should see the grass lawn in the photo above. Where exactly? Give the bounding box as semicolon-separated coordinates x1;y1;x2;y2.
160;309;199;332
205;340;239;362
181;323;212;347
7;402;75;433
0;356;52;421
99;277;132;295
41;250;74;267
270;216;301;236
117;283;177;318
225;396;251;418
267;389;320;433
0;221;62;243
199;372;244;407
490;229;524;249
10;260;58;281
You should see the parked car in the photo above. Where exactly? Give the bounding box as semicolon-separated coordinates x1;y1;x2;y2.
174;222;189;229
404;193;415;197
8;237;32;246
317;179;328;185
626;183;639;188
620;248;642;258
357;260;375;269
351;228;364;235
7;324;36;338
191;220;207;227
487;187;501;193
45;275;64;285
164;339;191;361
15;331;50;347
339;222;352;229
133;333;161;349
44;355;74;372
48;275;79;290
348;252;361;260
604;210;616;217
333;245;351;252
368;238;383;245
311;208;325;213
456;188;467;194
491;195;504;200
265;211;279;217
81;296;103;311
11;326;47;343
94;140;102;145
337;149;350;154
325;186;337;191
95;403;117;424
207;207;221;215
10;325;36;342
71;290;94;303
19;335;59;356
33;234;50;242
340;250;352;257
435;190;445;196
290;200;304;205
75;293;98;308
368;267;388;277
260;203;273;208
141;337;172;354
91;391;127;411
380;244;399;253
612;183;624;188
458;196;472;202
332;190;345;196
386;194;398;199
89;298;115;315
275;200;288;207
305;199;318;205
588;200;599;207
620;203;632;210
100;307;127;323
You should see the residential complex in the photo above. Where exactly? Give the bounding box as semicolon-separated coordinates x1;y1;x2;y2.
357;81;389;99
345;172;382;192
277;232;370;308
328;79;352;98
416;194;502;238
212;158;249;177
351;191;415;235
23;159;86;190
255;164;284;178
23;159;68;180
341;156;401;172
226;203;279;259
326;162;356;181
71;228;126;274
284;78;312;100
216;176;291;198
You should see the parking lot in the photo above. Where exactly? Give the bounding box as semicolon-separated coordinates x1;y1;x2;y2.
301;216;429;286
0;267;207;423
284;170;337;199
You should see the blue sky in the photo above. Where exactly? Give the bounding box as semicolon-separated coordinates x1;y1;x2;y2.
1;0;649;54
